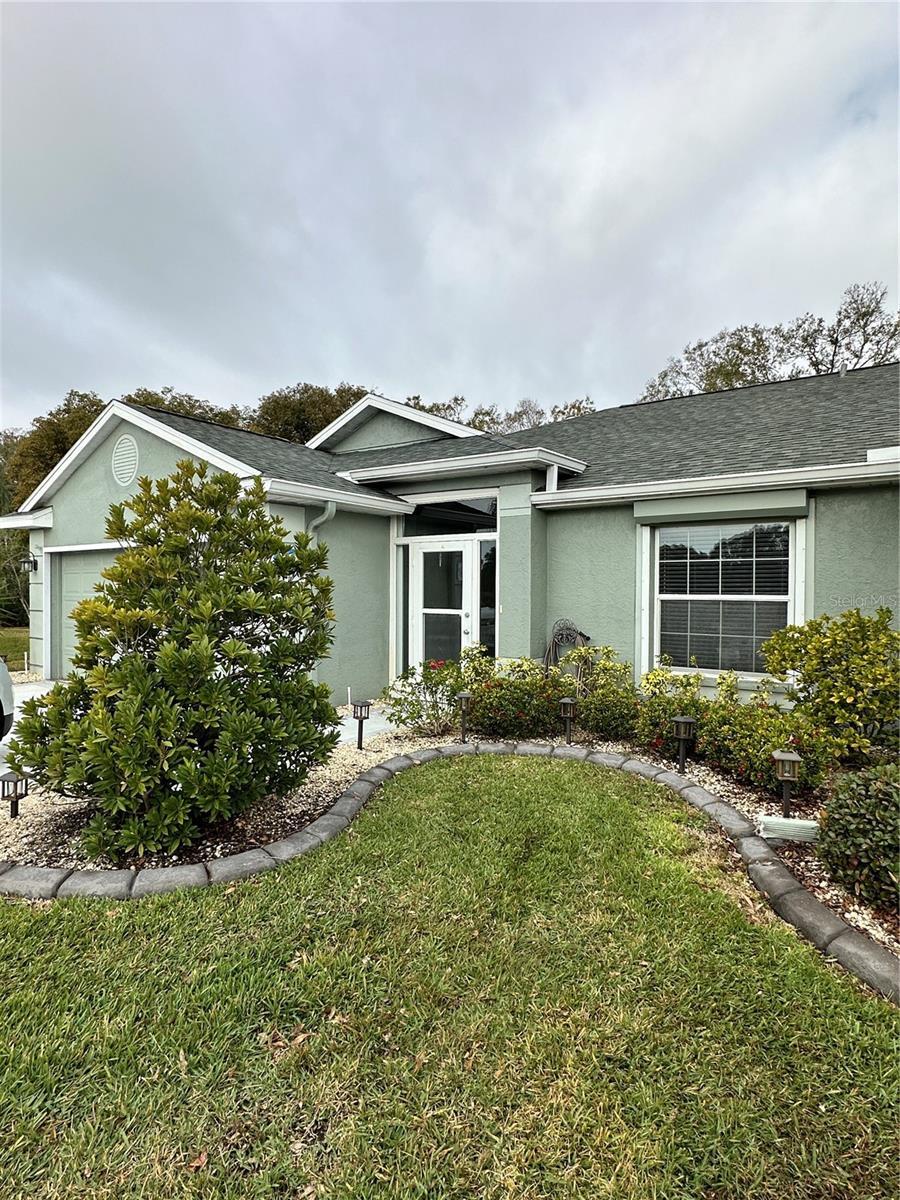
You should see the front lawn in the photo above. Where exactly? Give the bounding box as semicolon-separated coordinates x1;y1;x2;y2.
1;757;896;1199
0;625;28;670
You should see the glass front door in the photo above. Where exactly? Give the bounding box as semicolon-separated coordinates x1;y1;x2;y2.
409;536;501;667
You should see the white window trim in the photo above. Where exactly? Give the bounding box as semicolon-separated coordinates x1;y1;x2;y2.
639;517;807;683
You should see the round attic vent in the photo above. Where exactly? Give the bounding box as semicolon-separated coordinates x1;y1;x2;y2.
111;433;139;486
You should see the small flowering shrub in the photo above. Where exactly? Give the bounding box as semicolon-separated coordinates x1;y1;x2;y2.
818;764;900;910
762;607;900;760
562;645;639;739
634;662;708;759
379;657;463;736
696;674;838;794
468;658;572;741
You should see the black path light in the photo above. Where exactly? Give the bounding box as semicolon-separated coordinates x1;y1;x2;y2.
772;749;802;817
1;770;27;819
352;699;371;751
559;697;576;745
672;714;696;774
457;691;473;743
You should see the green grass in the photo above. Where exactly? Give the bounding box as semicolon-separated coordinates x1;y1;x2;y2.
1;757;897;1199
0;625;28;670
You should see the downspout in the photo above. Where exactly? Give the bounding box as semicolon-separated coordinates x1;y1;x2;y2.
306;500;337;541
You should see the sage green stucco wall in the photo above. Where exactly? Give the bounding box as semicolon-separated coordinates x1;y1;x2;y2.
332;412;450;452
315;511;392;702
545;505;637;664
812;485;899;621
45;422;199;548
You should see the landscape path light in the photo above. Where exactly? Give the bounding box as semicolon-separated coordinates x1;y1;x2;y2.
559;697;576;745
352;700;371;751
0;770;27;820
456;691;473;743
772;749;802;818
672;714;696;774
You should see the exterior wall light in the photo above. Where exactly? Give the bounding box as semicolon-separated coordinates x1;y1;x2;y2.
672;714;696;773
772;749;802;817
1;770;28;819
352;700;371;751
457;691;473;743
18;555;37;574
559;697;576;745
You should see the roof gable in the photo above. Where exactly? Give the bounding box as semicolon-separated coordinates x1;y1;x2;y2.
306;393;482;452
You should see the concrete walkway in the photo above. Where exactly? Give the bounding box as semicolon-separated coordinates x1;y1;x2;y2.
1;680;393;766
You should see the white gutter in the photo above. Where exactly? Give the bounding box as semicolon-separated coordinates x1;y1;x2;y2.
338;446;587;485
264;477;414;515
0;507;53;529
530;457;900;509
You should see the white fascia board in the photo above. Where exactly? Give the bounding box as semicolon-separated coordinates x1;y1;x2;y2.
0;507;53;529
530;458;900;509
306;393;482;450
20;401;260;512
264;478;415;515
337;447;587;484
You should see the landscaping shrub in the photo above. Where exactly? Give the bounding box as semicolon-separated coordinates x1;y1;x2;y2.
696;674;838;793
563;645;639;739
634;662;709;759
762;607;900;759
8;463;338;858
468;657;572;740
379;657;464;736
818;764;900;910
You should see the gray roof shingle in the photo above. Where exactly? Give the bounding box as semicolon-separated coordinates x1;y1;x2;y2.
501;363;899;490
130;364;898;501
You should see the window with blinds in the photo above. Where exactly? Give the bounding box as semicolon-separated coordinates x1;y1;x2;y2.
656;521;790;672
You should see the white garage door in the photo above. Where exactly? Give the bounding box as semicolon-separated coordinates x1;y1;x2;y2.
58;550;118;675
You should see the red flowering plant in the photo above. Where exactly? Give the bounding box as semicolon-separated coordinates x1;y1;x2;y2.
468;656;572;740
379;656;465;736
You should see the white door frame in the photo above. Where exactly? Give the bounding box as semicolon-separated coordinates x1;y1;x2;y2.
408;538;476;666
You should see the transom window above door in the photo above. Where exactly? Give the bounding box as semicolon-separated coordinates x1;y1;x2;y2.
403;497;497;537
656;521;791;673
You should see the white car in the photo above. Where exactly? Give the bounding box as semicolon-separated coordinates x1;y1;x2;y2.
0;660;13;740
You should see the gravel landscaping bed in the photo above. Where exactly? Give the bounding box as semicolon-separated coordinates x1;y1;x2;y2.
0;730;433;871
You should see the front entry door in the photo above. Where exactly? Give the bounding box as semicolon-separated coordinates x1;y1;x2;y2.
409;540;475;665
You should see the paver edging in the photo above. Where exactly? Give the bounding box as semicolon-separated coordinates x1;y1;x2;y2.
1;741;896;1003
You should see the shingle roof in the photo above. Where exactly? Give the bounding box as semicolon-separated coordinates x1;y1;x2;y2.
127;404;393;500
501;363;900;490
130;364;898;501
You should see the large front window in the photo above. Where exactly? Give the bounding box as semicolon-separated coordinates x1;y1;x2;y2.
656;521;790;673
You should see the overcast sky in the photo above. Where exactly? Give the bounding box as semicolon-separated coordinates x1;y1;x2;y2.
1;2;897;429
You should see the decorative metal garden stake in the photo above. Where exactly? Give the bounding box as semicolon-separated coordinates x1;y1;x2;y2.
0;770;27;820
457;691;473;743
672;714;696;774
559;697;576;745
772;749;802;818
352;699;371;751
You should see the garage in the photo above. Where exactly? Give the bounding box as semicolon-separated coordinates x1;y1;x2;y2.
54;549;119;676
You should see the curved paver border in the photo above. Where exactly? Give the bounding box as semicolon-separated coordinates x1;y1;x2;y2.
1;741;897;1003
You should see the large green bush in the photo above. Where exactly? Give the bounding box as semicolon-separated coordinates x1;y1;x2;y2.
696;674;838;793
563;645;639;739
818;765;900;910
762;607;900;759
8;463;338;858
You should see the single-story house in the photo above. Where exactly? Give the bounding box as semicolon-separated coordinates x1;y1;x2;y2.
2;363;898;702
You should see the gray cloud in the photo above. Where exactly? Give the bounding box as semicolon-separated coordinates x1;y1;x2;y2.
1;2;897;427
